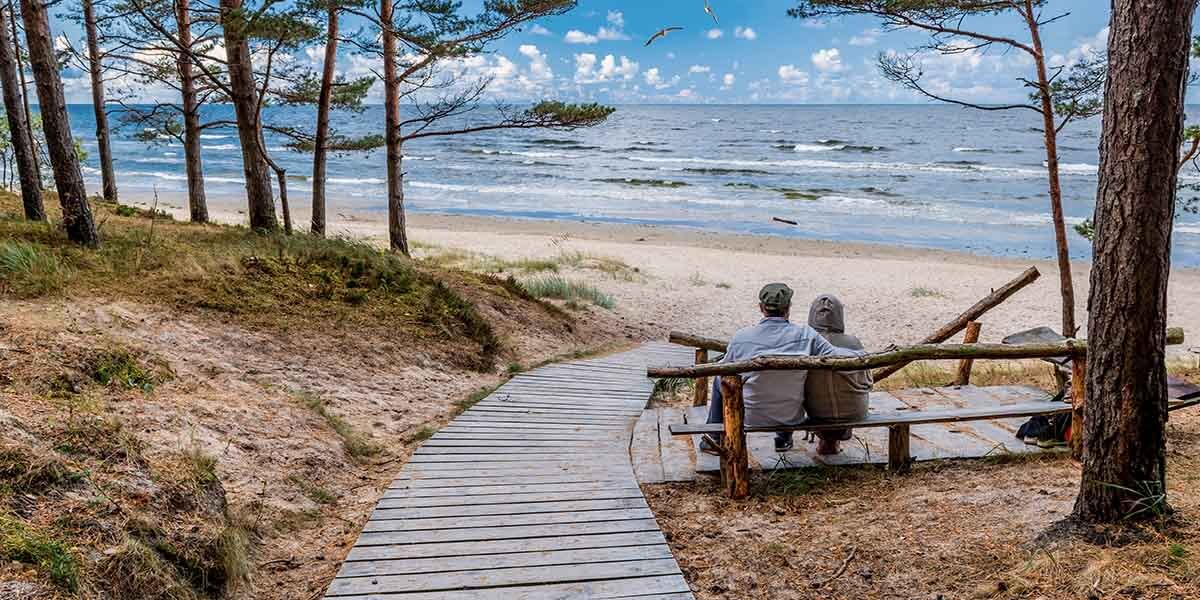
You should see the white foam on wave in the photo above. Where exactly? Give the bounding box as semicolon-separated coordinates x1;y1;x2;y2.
133;157;183;165
199;134;229;140
203;144;237;151
468;147;572;159
328;177;386;185
627;154;1094;179
793;143;845;152
953;147;988;153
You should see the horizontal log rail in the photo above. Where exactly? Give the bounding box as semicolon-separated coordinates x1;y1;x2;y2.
648;341;1088;379
662;327;1185;378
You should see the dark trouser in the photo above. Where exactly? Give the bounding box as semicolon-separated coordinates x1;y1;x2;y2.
705;377;793;446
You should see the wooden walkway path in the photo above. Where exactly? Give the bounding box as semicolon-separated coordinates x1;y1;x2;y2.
324;342;696;599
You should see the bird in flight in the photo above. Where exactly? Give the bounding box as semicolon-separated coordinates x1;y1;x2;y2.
704;0;718;25
645;26;683;47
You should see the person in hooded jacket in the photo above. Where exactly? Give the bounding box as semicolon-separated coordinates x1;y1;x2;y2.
804;294;873;455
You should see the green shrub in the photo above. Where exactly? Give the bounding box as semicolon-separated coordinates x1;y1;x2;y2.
0;513;79;592
87;349;162;392
0;241;69;296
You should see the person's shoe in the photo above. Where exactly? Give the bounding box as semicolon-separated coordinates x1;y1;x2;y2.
699;435;723;456
817;438;840;455
1017;415;1051;445
1037;436;1068;449
775;436;794;452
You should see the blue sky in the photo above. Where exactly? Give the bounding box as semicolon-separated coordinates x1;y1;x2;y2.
52;0;1176;105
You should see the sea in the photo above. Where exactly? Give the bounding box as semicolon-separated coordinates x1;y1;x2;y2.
62;103;1200;267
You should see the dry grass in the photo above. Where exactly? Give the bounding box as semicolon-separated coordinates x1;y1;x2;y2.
876;359;1060;392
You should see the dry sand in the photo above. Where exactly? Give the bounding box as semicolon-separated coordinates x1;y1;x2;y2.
162;196;1200;357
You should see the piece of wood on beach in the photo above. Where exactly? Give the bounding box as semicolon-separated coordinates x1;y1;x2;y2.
955;321;983;385
873;266;1041;382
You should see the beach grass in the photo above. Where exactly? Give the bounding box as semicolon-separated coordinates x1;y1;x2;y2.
519;275;615;309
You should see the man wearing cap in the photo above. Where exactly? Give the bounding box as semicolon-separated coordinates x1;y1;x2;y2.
703;283;853;453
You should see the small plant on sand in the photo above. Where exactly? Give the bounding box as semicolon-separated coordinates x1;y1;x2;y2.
1096;479;1170;521
216;525;251;593
909;286;945;298
454;386;495;415
0;513;79;592
287;475;337;505
0;445;83;495
295;391;381;460
688;272;708;287
97;536;199;600
753;467;834;497
406;425;437;444
520;276;615;309
0;241;69;296
86;348;164;393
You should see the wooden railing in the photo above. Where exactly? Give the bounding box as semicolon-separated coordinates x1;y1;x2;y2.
651;329;1185;499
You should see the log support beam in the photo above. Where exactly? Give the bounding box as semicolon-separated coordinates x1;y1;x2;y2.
888;425;911;472
720;376;748;499
693;349;709;407
1070;357;1087;459
954;321;983;386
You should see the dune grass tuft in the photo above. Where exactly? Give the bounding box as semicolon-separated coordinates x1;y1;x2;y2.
295;391;381;460
0;513;79;592
520;275;615;309
0;240;70;296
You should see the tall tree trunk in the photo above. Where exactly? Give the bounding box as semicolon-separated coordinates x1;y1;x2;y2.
310;3;337;237
19;0;97;245
1072;0;1195;523
381;0;407;255
175;0;206;223
219;0;276;231
0;3;41;220
1024;2;1076;338
82;0;116;203
8;0;37;190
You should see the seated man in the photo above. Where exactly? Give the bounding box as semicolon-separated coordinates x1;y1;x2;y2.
703;283;851;453
804;294;872;455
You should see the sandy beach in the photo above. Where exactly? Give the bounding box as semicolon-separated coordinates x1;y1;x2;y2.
142;195;1200;357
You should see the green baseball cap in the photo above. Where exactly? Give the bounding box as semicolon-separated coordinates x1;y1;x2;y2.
759;283;794;310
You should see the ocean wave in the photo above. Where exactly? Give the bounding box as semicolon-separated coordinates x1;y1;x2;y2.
465;147;572;159
791;143;843;152
953;147;993;153
683;167;771;176
132;157;183;165
595;177;689;188
328;177;386;185
203;144;237;151
625;155;1089;179
199;134;229;140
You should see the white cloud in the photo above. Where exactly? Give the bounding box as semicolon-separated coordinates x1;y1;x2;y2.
597;27;630;41
529;24;552;36
679;88;695;98
519;44;553;81
565;30;598;44
849;29;879;46
666;52;676;60
722;73;735;88
575;53;639;84
734;26;757;41
801;19;827;29
778;64;810;85
811;48;846;73
606;10;624;29
644;67;679;90
1051;27;1109;67
706;29;724;40
688;64;711;74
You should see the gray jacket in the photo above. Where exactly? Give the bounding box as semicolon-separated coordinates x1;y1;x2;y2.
720;317;849;426
804;295;872;421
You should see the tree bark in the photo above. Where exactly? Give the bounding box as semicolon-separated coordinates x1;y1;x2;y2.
0;3;41;220
9;1;37;190
1073;0;1195;523
82;0;116;203
219;0;276;231
310;3;337;237
175;0;207;223
19;0;97;245
1024;0;1076;339
381;0;408;255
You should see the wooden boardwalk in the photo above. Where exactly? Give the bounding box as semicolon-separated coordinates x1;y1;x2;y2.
324;342;696;599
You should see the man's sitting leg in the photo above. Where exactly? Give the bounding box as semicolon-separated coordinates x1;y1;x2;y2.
816;428;853;455
775;431;794;452
700;377;724;456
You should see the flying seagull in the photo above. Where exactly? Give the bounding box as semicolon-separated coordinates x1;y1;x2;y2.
704;0;718;25
645;26;683;47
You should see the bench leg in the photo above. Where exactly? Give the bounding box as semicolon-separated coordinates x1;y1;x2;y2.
720;375;748;499
888;424;911;472
693;350;709;407
1070;358;1086;459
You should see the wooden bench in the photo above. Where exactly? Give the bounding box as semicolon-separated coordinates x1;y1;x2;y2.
669;398;1200;472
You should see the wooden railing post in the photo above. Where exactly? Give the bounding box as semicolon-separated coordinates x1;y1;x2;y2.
693;349;709;407
888;424;911;471
954;321;983;386
1070;357;1087;459
720;375;748;499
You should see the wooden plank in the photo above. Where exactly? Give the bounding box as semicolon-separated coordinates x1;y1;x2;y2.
418;439;612;449
352;519;665;547
362;508;656;533
324;558;683;596
429;431;620;441
343;531;669;562
658;408;696;482
336;544;676;578
389;479;636;493
441;420;628;430
455;413;635;425
378;489;646;510
372;497;649;520
667;401;1070;435
325;574;692;600
630;409;666;484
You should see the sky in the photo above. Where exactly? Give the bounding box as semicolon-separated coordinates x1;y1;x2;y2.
50;0;1180;105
